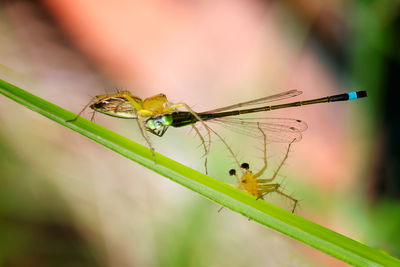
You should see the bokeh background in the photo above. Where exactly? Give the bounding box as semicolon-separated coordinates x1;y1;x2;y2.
1;0;399;266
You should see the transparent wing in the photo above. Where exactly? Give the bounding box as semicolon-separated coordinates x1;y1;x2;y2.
203;90;302;113
208;117;308;143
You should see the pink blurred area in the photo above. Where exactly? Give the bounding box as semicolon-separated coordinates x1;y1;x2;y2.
42;0;269;94
41;0;363;190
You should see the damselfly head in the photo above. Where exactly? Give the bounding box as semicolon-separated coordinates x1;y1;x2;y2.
146;114;173;130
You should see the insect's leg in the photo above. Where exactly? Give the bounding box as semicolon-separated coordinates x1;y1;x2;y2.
254;122;268;177
90;111;96;122
257;184;280;199
120;92;143;113
171;102;243;176
172;103;212;157
231;171;243;189
157;126;169;137
210;127;243;176
259;184;298;213
114;101;126;113
191;124;208;175
260;139;294;183
275;190;298;213
136;114;156;162
66;97;97;122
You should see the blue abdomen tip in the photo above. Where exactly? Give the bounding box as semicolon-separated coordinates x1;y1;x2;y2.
348;91;358;100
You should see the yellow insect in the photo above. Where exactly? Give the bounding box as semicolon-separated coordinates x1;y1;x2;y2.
67;91;213;171
228;124;298;213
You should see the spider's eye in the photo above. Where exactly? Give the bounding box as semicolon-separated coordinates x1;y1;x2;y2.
229;169;236;176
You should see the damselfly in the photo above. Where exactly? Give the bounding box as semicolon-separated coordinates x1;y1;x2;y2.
67;90;367;172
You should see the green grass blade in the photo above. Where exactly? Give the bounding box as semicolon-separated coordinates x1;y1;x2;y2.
1;78;398;266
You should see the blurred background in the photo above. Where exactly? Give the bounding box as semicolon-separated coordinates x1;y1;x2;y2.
0;0;399;266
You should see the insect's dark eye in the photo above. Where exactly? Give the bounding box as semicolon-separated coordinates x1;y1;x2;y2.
241;163;249;169
92;102;104;109
229;169;236;176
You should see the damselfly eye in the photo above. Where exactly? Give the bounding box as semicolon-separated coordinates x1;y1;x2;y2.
229;169;236;176
154;120;162;128
161;115;173;126
146;120;156;130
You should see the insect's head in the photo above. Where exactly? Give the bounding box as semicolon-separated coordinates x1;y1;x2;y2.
146;114;173;130
229;163;250;176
